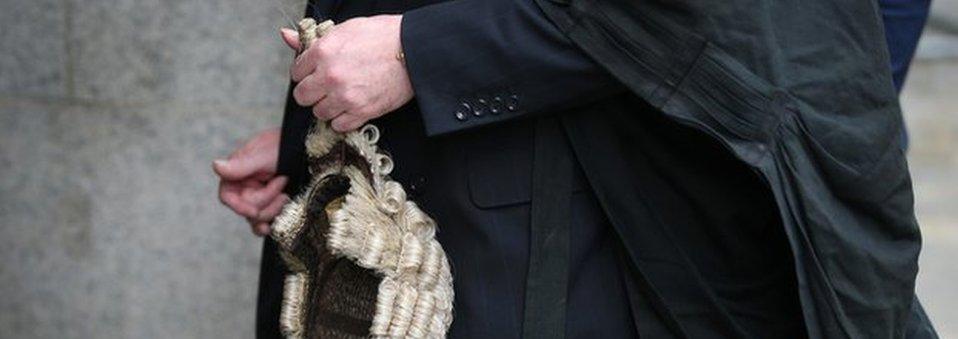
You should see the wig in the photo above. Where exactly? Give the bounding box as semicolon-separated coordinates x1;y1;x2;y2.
269;18;454;339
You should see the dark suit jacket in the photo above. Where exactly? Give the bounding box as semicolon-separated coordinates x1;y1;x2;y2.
261;1;642;337
253;0;936;338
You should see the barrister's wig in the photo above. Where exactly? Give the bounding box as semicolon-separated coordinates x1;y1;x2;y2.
269;19;455;339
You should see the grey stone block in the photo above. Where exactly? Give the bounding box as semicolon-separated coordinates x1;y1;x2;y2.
915;29;958;61
0;0;68;97
0;100;281;338
70;0;303;107
929;0;958;34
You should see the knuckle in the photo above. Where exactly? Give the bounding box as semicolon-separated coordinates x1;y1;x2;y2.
291;63;308;83
294;81;318;106
304;44;320;59
252;189;270;203
313;42;332;59
240;190;255;203
293;84;308;105
341;91;363;109
331;120;347;132
313;105;332;120
324;68;342;86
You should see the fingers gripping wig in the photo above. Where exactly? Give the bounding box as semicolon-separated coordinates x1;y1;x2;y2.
269;19;454;339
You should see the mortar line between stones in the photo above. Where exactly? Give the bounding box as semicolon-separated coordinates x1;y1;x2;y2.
0;95;285;115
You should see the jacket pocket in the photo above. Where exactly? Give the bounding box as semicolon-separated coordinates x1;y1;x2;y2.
465;119;587;209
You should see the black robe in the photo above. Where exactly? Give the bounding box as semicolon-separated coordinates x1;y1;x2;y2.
534;0;935;337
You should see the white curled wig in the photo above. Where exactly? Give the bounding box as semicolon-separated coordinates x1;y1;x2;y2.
269;18;454;339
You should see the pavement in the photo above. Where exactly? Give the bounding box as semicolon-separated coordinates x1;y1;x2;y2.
901;24;958;337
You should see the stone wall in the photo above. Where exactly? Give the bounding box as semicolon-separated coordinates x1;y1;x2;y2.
0;0;305;337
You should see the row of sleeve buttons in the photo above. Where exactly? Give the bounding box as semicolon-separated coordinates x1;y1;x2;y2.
454;94;519;121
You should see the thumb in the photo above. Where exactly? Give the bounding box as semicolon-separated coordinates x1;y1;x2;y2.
213;156;270;181
280;28;302;51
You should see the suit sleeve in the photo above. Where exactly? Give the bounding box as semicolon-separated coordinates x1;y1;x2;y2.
400;0;623;136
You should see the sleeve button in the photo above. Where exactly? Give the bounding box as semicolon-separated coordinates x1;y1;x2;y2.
490;96;503;114
455;102;472;121
473;98;488;117
506;95;519;112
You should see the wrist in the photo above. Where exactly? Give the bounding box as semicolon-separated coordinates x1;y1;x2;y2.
389;15;406;66
391;15;414;101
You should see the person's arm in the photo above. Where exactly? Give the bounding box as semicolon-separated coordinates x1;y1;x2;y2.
879;0;931;92
401;0;623;136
